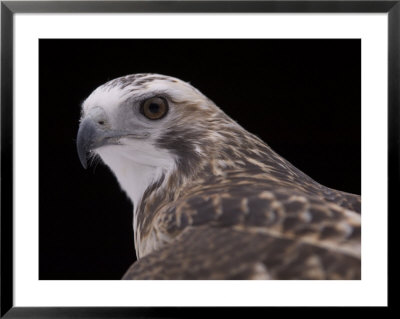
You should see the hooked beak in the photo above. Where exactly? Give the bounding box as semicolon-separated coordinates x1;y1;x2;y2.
76;117;150;169
76;118;106;169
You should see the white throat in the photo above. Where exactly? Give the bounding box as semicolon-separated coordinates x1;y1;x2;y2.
96;143;175;206
95;143;175;256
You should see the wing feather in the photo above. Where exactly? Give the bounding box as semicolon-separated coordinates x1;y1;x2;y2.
123;225;360;280
124;185;361;280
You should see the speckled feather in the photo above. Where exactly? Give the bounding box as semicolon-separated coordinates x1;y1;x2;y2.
81;73;361;280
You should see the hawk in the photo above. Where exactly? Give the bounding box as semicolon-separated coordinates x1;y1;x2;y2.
76;73;361;280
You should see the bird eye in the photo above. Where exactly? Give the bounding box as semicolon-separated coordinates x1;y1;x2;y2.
141;97;168;120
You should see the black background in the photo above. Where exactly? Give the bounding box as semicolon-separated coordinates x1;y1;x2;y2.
39;39;361;280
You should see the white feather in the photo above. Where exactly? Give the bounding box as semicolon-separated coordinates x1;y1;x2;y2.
96;144;175;210
96;143;175;257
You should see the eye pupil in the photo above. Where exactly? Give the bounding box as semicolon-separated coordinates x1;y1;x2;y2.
142;97;168;120
148;103;160;114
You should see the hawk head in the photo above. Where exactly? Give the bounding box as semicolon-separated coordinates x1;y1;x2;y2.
77;73;237;207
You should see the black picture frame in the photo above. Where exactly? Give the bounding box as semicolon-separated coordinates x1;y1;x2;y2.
1;1;396;317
